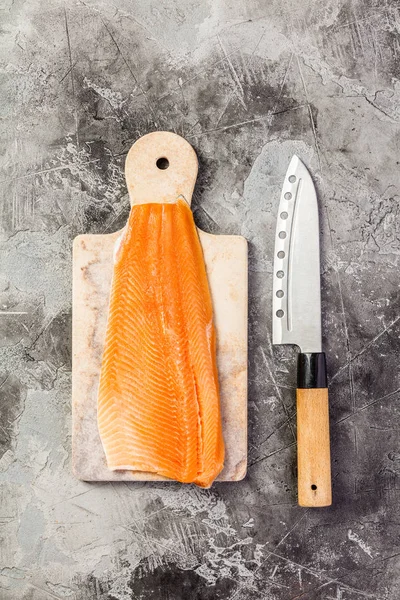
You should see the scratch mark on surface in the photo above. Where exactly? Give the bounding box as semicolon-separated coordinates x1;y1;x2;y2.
78;0;172;56
28;582;64;600
100;18;158;122
214;30;269;129
0;160;100;185
352;13;366;57
296;55;321;172
64;6;79;148
332;11;383;29
49;486;106;507
354;424;358;455
260;344;296;441
0;424;10;441
370;425;400;431
258;415;295;447
310;575;381;599
335;263;355;415
215;94;233;128
100;205;128;234
0;374;10;391
196;205;220;229
58;61;77;84
227;512;308;600
249;441;296;467
218;35;247;110
128;527;188;561
273;51;294;111
334;387;400;425
71;502;100;517
364;95;396;121
262;551;381;598
331;315;400;381
275;511;308;549
189;104;307;138
155;49;241;102
271;564;278;578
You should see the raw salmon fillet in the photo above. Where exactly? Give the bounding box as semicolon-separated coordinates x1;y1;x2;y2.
97;198;224;487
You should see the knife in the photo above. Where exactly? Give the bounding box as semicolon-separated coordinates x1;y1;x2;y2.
272;155;332;507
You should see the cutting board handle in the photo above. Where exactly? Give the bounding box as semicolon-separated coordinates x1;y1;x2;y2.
125;131;198;206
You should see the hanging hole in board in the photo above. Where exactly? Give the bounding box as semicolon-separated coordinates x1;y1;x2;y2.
276;270;284;279
156;157;169;170
288;175;296;183
280;212;288;220
278;231;286;239
276;309;284;318
311;484;317;491
284;192;292;200
277;251;285;259
276;290;284;298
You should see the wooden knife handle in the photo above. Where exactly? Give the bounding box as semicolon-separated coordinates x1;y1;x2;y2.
296;353;332;507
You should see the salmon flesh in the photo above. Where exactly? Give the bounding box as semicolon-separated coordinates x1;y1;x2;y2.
97;198;225;487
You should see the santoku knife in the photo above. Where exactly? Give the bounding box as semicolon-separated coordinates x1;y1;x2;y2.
272;155;332;507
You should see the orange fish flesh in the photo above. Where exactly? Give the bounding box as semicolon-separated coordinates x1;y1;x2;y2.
97;198;224;487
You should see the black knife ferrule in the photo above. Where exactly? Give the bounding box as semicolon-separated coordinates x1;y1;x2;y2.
297;352;327;389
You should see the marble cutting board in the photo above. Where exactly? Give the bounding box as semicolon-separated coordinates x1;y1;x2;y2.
72;131;248;482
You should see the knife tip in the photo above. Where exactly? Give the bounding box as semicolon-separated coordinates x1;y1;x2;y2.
288;154;299;169
288;154;310;177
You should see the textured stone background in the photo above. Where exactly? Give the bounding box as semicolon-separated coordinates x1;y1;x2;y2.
1;0;400;598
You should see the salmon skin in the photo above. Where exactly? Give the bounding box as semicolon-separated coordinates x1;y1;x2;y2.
97;198;224;487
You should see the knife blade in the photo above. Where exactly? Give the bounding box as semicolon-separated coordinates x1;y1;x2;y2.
272;155;332;507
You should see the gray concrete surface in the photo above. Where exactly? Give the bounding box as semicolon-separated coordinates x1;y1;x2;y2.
1;0;400;598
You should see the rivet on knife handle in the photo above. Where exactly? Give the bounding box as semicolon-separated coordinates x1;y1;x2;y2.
297;353;331;507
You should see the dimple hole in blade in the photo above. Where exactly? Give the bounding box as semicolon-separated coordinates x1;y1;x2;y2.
274;170;304;338
274;190;292;331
